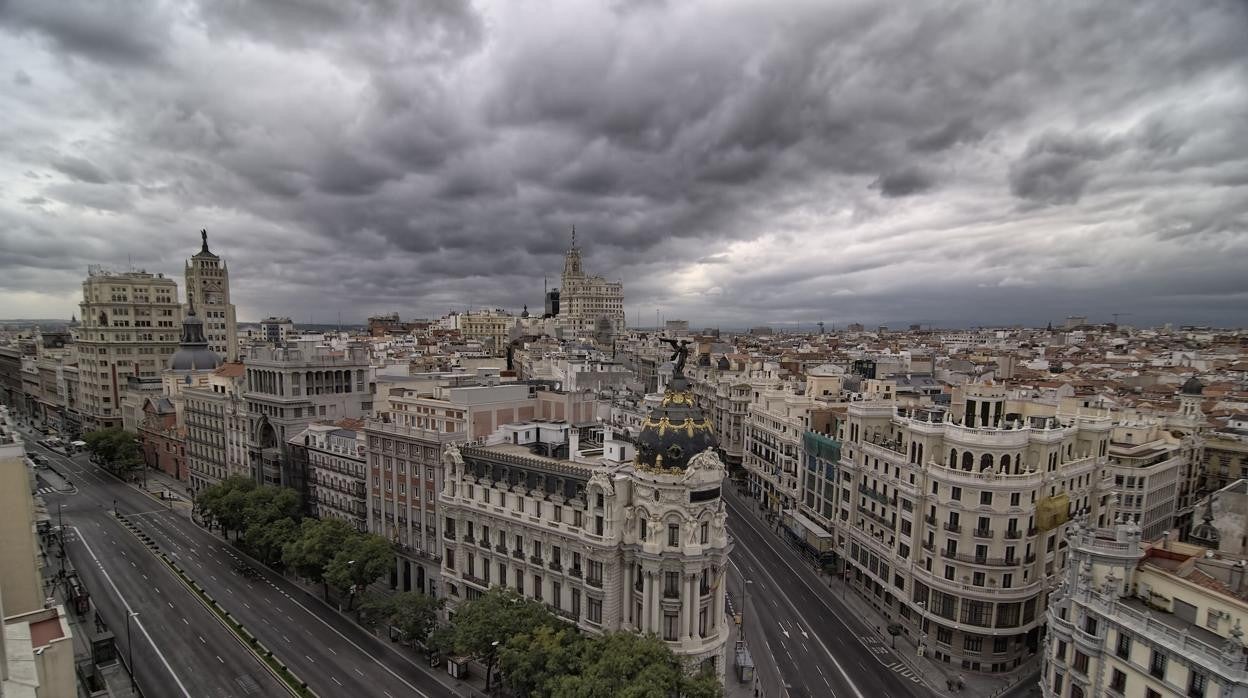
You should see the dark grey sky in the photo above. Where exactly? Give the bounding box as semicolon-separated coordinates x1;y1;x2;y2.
2;1;1246;328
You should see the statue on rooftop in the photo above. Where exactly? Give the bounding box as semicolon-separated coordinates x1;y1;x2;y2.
661;337;693;378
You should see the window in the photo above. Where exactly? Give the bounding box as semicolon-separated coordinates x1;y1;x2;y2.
980;491;993;506
1083;616;1098;636
1109;669;1126;693
1149;649;1166;679
639;519;647;540
1206;609;1221;631
1052;671;1063;696
936;627;952;645
668;524;680;547
663;613;679;641
1115;632;1131;660
950;486;962;501
963;636;982;652
1072;651;1088;674
595;515;604;535
1055;640;1067;662
664;571;680;598
588;598;602;624
1070;686;1084;698
1189;671;1208;698
993;636;1007;654
588;560;603;587
572;589;581;618
699;608;708;637
533;575;542;600
700;522;709;544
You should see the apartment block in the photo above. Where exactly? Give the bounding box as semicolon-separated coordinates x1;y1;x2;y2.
836;384;1114;673
77;268;182;430
295;422;367;531
184;363;246;493
1044;520;1248;698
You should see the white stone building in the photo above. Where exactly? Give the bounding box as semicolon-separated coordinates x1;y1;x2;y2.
183;230;238;361
1043;519;1248;698
835;383;1116;673
555;233;625;338
438;362;731;678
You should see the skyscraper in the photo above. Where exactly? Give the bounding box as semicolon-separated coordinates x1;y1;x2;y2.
184;229;238;361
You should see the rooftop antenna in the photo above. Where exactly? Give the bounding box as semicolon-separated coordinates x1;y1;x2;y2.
571;225;576;248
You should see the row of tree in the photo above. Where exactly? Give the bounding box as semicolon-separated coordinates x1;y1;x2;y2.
196;476;393;607
82;427;143;477
418;588;722;698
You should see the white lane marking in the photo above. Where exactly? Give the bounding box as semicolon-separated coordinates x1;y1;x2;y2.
216;655;224;664
199;636;206;644
733;530;868;698
332;677;343;686
354;667;364;677
72;526;192;698
306;655;315;663
181;618;188;625
283;635;291;643
328;648;336;655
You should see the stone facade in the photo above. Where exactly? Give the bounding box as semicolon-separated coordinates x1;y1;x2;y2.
183;231;238;361
77;268;182;430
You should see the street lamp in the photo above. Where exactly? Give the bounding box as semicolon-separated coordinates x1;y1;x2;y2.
916;602;928;657
126;611;140;690
485;639;501;693
742;579;755;642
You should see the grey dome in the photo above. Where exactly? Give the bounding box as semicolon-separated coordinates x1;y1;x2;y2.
169;302;222;372
1181;376;1205;395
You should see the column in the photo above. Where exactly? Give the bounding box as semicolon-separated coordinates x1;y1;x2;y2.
686;573;698;640
679;573;691;640
624;564;634;627
641;571;652;633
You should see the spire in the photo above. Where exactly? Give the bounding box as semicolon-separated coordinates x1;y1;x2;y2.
200;229;210;254
571;225;576;249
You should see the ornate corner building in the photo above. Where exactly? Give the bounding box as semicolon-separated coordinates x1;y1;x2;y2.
437;355;732;678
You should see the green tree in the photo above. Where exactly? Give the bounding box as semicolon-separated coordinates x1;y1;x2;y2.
497;625;583;698
83;428;143;477
282;517;355;598
360;592;444;647
546;632;722;698
242;516;298;568
324;532;394;609
439;588;562;692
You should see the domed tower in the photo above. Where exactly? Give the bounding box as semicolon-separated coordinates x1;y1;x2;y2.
1178;375;1206;422
624;338;732;679
168;301;222;374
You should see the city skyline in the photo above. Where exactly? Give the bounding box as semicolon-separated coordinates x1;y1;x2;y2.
2;1;1247;328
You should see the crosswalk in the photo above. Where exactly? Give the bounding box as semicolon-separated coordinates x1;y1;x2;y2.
858;634;891;657
886;661;923;683
37;486;57;495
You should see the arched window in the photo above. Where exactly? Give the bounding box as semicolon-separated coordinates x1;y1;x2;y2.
1000;454;1011;473
949;449;958;468
980;453;994;471
962;451;974;471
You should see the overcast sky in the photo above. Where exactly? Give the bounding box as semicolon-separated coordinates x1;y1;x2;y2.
2;1;1246;329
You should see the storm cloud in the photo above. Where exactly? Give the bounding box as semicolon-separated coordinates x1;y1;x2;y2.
1;0;1246;329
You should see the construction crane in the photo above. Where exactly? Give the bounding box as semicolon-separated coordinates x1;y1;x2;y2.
817;321;825;335
1111;313;1133;325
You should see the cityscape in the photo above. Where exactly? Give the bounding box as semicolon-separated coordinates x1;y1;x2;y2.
2;3;1248;698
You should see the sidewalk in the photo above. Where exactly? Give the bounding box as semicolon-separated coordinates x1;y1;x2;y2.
730;484;1040;698
132;468;194;519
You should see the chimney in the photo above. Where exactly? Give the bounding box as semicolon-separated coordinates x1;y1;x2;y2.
569;426;579;462
1232;560;1246;594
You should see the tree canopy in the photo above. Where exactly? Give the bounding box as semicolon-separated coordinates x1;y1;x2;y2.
441;588;723;698
83;428;143;475
324;532;394;608
360;592;444;647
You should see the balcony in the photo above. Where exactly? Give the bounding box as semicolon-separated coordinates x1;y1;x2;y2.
858;485;889;504
512;549;524;560
861;509;892;527
943;522;962;533
530;555;544;566
940;550;1019;568
463;573;487;588
921;541;934;552
973;528;994;539
587;576;603;589
925;515;937;526
495;543;508;554
663;587;680;599
568;567;583;579
549;560;563;572
1004;529;1022;539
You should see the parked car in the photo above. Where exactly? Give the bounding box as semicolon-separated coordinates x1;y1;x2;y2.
33;455;50;468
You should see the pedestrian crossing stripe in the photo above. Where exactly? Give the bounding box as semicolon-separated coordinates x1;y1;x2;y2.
887;662;923;683
37;487;55;494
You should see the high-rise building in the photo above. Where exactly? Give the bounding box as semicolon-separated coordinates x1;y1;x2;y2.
556;230;625;337
183;230;238;361
77;267;181;430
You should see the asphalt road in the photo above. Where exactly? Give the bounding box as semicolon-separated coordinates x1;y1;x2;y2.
724;485;931;698
23;427;459;698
